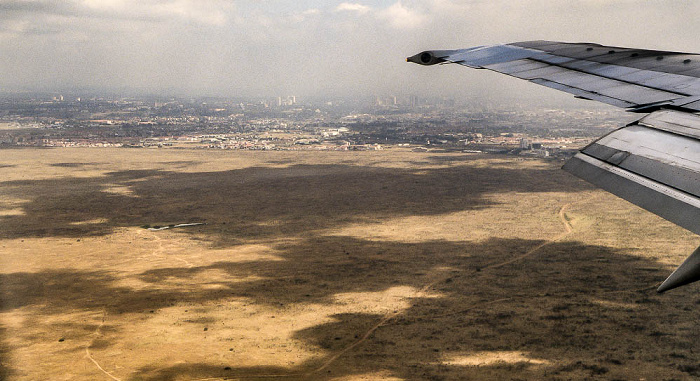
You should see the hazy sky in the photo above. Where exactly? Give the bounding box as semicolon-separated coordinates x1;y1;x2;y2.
2;0;700;100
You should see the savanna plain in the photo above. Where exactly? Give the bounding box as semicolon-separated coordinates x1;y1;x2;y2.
1;147;699;381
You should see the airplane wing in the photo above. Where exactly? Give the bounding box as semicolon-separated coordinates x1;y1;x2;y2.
408;41;700;292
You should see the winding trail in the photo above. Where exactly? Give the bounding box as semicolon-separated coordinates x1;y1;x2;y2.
86;228;197;380
484;200;575;270
307;198;588;376
136;228;194;267
85;309;121;381
215;196;598;380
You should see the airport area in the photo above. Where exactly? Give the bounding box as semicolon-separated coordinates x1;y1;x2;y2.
2;148;699;380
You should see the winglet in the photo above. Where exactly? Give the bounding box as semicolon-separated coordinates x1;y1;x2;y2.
657;246;700;293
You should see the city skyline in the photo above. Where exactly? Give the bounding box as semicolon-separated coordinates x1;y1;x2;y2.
2;1;699;102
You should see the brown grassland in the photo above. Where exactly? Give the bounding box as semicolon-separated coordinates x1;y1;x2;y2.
1;147;699;380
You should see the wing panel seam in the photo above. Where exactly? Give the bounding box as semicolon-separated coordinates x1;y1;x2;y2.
526;56;691;100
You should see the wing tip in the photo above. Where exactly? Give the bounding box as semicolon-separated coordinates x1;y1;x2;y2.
657;245;700;293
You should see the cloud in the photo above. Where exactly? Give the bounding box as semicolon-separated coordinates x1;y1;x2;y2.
0;0;233;32
335;2;370;14
81;0;232;26
302;8;320;15
378;1;427;29
0;0;699;99
0;0;76;15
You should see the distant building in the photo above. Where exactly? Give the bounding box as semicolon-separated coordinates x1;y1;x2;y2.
277;96;296;106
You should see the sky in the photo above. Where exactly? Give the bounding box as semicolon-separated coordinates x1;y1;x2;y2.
1;0;700;101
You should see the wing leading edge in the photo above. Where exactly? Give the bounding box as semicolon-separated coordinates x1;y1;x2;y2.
407;41;700;112
408;41;700;292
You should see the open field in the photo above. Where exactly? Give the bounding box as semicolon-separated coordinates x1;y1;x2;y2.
1;147;699;380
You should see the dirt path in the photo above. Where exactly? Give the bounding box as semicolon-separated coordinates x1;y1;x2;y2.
307;199;588;375
85;229;196;380
89;197;597;380
135;228;194;268
483;201;576;271
216;196;596;380
85;309;121;381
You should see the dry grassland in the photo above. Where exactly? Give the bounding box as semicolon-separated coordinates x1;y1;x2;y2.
1;147;699;380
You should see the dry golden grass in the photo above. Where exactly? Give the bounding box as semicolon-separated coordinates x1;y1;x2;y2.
0;147;699;380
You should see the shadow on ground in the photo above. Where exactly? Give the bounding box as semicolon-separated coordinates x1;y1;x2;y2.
0;162;591;243
49;162;100;168
2;235;699;380
128;236;700;380
0;326;9;380
3;156;699;380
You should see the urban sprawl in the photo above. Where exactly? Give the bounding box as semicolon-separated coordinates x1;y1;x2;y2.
0;94;632;159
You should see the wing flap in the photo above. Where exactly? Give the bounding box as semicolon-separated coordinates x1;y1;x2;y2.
564;153;700;235
563;110;700;235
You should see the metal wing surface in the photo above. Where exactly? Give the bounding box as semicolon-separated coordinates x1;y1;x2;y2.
408;41;700;112
408;41;700;292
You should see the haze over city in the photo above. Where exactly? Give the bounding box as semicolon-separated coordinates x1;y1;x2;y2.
2;0;699;101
